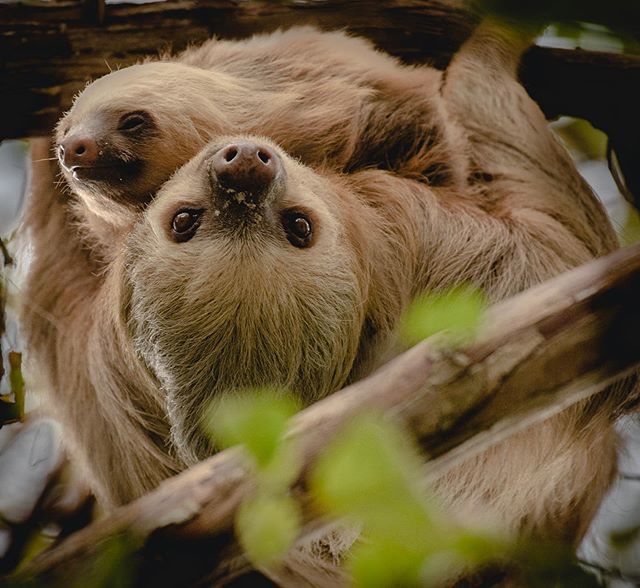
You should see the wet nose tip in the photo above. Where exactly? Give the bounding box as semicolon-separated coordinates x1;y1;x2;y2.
58;135;98;168
210;142;278;198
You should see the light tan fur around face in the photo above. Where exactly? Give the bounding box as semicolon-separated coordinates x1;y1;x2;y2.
124;139;372;464
20;23;633;585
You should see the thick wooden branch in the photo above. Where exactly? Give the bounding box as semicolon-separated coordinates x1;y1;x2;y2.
11;241;640;587
1;0;638;141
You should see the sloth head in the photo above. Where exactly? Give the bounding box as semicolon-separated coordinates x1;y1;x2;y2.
122;137;375;463
55;62;242;225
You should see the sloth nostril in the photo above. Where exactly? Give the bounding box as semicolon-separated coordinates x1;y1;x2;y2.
59;135;98;168
224;147;238;163
209;141;280;201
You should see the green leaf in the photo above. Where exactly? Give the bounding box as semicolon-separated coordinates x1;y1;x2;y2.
258;439;302;494
13;528;56;575
473;0;640;44
236;493;301;566
400;285;486;347
73;533;136;588
610;525;640;549
9;352;25;420
621;205;640;246
204;388;299;468
311;414;436;544
449;531;510;567
554;119;607;161
349;540;425;588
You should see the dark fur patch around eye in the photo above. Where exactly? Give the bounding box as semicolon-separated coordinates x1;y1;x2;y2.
117;111;154;133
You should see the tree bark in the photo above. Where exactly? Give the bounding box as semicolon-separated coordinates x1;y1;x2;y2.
10;240;640;587
0;0;637;139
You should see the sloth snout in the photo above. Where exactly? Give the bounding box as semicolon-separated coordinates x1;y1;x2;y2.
58;134;99;170
208;142;280;205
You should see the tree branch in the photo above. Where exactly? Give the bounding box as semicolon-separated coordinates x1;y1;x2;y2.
0;0;638;139
3;0;638;201
11;240;640;587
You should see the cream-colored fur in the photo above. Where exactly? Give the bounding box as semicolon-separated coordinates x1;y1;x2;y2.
20;23;632;585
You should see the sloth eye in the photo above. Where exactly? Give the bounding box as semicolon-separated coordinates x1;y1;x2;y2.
282;211;313;248
171;208;204;243
118;111;149;132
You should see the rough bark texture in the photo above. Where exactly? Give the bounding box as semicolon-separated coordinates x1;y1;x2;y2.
0;0;637;137
11;240;640;587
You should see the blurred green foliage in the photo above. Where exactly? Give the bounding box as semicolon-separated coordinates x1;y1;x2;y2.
208;394;602;586
621;206;640;245
9;352;25;419
0;353;25;425
205;389;303;567
236;493;302;566
311;414;509;586
205;389;299;469
311;415;430;535
554;119;608;161
475;0;640;51
4;533;136;588
73;533;136;588
400;285;486;348
610;524;640;550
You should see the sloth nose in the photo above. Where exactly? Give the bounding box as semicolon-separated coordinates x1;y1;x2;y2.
209;142;279;202
58;135;98;169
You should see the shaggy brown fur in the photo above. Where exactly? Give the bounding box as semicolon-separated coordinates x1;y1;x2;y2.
21;22;631;585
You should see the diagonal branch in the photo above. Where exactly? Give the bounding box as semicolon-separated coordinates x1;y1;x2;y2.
10;240;640;586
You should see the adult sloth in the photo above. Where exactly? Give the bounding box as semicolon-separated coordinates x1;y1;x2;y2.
21;22;632;586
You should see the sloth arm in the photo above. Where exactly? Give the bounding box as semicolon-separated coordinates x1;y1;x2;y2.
352;23;618;310
440;21;618;259
339;25;627;554
438;20;639;415
22;141;180;506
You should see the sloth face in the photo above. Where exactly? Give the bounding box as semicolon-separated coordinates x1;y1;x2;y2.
57;105;162;207
122;137;370;463
55;63;236;222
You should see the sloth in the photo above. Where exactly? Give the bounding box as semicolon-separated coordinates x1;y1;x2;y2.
54;27;464;252
21;21;632;584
